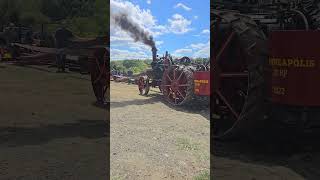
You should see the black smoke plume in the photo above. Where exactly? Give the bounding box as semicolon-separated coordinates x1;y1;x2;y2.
113;13;156;49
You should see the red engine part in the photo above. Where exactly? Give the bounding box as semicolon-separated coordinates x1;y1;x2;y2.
268;31;320;106
193;71;210;96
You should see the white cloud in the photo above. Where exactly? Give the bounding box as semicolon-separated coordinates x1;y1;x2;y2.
111;48;150;60
172;41;210;58
110;0;200;60
194;15;198;20
174;3;191;11
192;41;210;58
188;42;207;50
172;48;193;58
147;0;151;4
156;41;164;46
201;29;210;34
168;14;192;34
110;0;167;59
111;0;164;37
193;46;210;58
174;48;193;54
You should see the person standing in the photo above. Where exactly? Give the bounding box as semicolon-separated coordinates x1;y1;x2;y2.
54;25;73;73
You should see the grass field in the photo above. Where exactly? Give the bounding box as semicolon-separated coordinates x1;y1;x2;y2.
0;63;108;179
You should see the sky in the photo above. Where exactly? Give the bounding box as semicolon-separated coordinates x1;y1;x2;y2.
110;0;210;60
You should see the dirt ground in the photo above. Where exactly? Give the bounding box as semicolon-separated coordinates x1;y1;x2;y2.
0;64;107;179
110;81;210;180
109;80;320;180
213;129;320;180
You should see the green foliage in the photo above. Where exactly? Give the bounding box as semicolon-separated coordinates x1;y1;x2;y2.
111;60;151;74
0;0;109;37
193;57;209;64
41;0;95;21
20;12;50;25
94;0;109;35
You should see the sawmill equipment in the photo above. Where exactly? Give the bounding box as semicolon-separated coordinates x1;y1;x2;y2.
5;27;109;105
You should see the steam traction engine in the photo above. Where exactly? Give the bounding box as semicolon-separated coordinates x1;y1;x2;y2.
138;47;210;105
212;0;320;139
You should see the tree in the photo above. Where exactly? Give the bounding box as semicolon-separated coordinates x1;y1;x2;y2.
0;0;108;37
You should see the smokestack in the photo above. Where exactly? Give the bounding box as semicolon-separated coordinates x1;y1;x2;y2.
152;47;157;61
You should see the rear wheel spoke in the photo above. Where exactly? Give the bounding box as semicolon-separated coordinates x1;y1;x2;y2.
177;90;185;99
167;74;172;82
220;72;248;78
216;90;240;119
178;84;188;87
216;31;236;62
103;86;107;94
176;71;184;81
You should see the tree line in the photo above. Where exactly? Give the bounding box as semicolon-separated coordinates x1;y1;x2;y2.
111;57;209;75
111;60;152;75
0;0;108;37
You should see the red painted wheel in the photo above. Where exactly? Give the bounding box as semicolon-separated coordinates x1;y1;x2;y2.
161;65;194;106
138;76;150;95
158;82;163;93
212;11;267;140
89;48;108;104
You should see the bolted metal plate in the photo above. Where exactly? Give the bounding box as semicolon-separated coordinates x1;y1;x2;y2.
268;30;320;106
194;71;210;96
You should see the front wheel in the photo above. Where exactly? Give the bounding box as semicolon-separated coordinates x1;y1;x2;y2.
138;76;150;95
89;48;108;104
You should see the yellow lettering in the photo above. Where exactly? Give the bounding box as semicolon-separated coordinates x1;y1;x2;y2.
269;57;316;68
194;80;208;84
287;59;294;66
279;69;287;78
310;60;316;67
272;86;286;95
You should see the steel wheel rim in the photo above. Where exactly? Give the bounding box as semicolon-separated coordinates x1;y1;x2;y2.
212;16;250;138
138;76;149;95
162;66;189;105
138;77;145;95
91;48;108;103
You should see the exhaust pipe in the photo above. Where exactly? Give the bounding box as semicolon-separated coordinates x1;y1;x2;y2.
152;47;157;61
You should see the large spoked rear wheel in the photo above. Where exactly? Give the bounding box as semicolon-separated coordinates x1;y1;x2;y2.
161;65;194;106
212;11;267;140
90;48;108;105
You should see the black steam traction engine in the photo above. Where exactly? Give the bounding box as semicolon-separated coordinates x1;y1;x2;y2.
138;47;210;106
212;0;320;140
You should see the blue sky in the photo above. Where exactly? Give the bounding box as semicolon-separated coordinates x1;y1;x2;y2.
110;0;210;60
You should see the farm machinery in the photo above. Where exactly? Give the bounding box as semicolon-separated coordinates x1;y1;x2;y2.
0;25;108;105
0;25;34;60
212;0;320;140
138;47;210;105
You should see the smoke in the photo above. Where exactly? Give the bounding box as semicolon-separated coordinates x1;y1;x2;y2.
113;13;156;49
